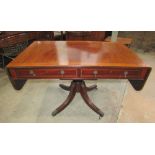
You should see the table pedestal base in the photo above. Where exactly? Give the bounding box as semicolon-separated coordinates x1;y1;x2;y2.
52;80;104;117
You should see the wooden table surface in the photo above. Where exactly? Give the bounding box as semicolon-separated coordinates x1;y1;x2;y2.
7;41;146;67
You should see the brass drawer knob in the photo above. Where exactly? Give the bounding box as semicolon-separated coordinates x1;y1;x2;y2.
60;70;65;75
93;70;98;78
124;71;128;77
29;70;36;76
93;70;98;75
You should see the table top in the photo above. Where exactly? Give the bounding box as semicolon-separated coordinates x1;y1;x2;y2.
7;41;147;68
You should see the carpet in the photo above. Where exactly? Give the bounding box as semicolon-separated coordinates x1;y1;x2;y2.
0;71;127;122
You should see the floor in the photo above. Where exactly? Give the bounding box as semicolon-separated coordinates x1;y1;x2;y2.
0;50;154;122
118;50;155;122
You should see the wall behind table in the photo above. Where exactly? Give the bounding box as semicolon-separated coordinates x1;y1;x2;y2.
118;31;155;52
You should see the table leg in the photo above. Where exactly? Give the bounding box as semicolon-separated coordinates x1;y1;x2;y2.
52;80;104;117
79;81;104;117
52;81;76;116
59;83;97;92
86;84;97;91
59;84;71;91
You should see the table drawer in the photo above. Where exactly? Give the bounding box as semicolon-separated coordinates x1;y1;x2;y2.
15;68;77;78
81;68;142;78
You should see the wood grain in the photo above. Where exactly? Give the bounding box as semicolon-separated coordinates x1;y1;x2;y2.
7;41;147;68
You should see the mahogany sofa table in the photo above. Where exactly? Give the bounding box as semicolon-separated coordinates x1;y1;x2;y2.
7;41;151;117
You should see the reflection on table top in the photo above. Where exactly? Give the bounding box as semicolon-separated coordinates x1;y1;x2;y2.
7;41;147;68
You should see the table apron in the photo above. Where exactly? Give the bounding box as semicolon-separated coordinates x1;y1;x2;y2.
8;67;148;80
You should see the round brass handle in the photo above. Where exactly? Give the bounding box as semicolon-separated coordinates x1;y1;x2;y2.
60;70;65;75
93;70;98;75
124;71;128;77
29;70;36;76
